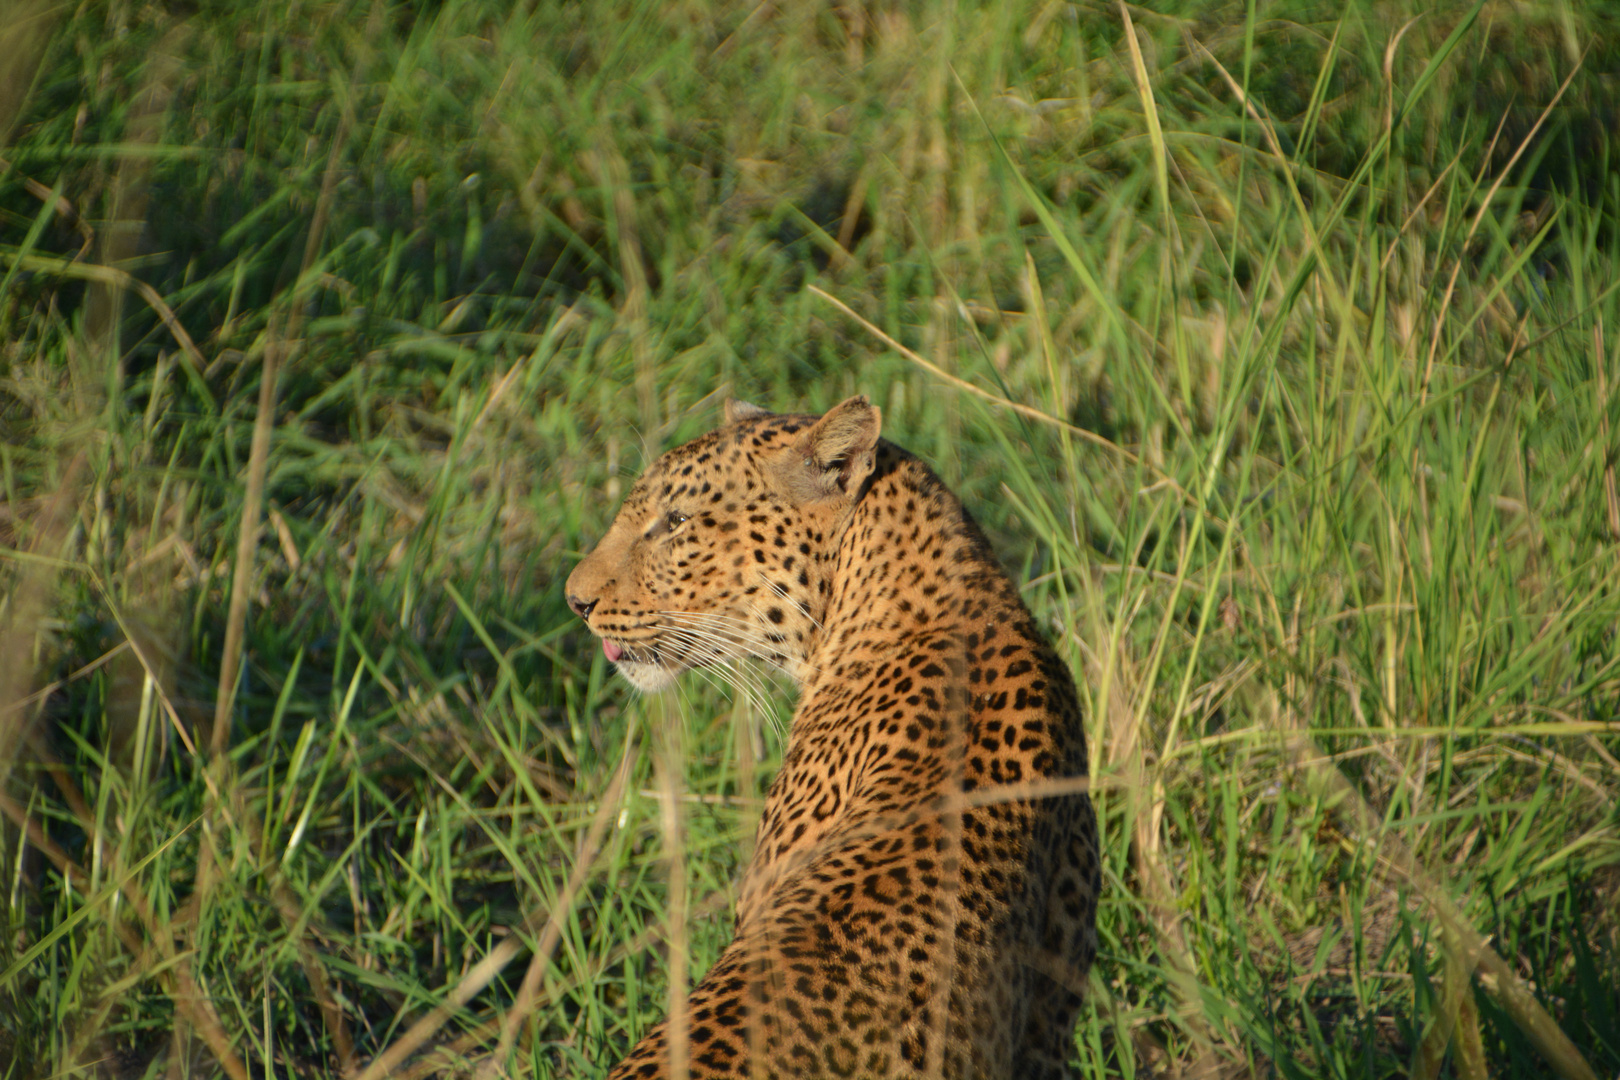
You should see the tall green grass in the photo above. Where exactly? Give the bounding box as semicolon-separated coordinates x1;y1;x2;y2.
1;1;1617;1078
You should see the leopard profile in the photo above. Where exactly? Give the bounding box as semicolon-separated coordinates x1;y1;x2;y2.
565;395;1099;1079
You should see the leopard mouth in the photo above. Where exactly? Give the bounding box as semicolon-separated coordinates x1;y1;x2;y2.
600;637;661;665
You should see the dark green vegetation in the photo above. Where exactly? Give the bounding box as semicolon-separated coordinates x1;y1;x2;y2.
2;0;1618;1077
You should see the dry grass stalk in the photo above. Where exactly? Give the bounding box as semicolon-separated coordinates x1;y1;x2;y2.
1596;318;1620;541
1098;634;1232;1072
487;728;638;1069
84;23;188;395
0;0;59;150
0;454;84;794
1415;920;1490;1080
655;693;692;1080
808;285;1148;474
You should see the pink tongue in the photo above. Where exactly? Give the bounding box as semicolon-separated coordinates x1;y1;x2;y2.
602;639;624;663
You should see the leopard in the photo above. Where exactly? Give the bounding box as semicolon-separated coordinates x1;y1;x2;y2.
565;395;1100;1079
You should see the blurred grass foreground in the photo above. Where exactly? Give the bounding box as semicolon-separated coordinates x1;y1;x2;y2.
2;0;1619;1077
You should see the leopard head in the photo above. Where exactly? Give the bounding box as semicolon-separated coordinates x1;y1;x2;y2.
565;395;881;692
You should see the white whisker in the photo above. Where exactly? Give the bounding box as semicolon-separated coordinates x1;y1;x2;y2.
715;658;785;735
656;610;769;643
665;640;780;729
657;609;824;677
651;623;786;729
656;609;780;648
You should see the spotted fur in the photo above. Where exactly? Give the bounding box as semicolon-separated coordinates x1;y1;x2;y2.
566;396;1099;1079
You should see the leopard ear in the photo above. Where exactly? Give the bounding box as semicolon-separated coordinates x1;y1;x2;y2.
780;395;882;503
724;399;771;425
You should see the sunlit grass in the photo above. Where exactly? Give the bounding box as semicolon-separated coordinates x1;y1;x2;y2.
1;1;1617;1078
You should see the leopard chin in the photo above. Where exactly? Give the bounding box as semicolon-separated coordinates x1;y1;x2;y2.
612;657;682;693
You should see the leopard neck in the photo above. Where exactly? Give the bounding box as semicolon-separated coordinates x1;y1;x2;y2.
795;444;1000;688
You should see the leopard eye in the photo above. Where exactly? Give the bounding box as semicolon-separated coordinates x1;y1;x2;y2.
666;510;690;531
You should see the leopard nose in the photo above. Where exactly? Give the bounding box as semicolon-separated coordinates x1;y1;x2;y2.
567;594;598;619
